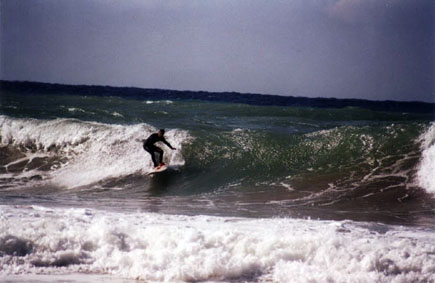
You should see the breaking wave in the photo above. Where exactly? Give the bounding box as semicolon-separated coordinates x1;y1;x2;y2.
417;123;435;195
0;115;188;188
1;205;435;282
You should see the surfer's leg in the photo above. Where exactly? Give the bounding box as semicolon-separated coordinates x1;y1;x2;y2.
155;147;164;165
144;145;159;167
151;151;159;167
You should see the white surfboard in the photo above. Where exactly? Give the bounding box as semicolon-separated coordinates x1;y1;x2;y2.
148;164;168;175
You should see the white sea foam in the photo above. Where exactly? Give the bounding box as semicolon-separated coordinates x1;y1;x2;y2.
145;100;173;105
67;107;86;113
97;109;125;118
417;123;435;195
112;112;124;118
0;115;189;188
1;205;435;282
60;106;96;115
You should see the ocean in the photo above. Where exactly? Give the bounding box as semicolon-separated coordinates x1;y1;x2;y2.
1;82;435;282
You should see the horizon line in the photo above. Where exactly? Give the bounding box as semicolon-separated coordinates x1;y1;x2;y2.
1;79;434;105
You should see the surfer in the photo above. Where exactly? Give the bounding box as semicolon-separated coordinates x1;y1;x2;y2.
143;129;176;168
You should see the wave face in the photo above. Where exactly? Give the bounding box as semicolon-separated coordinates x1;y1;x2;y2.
0;91;435;225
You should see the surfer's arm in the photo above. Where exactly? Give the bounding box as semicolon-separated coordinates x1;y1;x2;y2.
162;138;175;150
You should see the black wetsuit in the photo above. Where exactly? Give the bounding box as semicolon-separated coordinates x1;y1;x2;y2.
143;133;174;167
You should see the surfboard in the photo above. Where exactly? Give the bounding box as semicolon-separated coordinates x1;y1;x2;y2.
148;164;168;175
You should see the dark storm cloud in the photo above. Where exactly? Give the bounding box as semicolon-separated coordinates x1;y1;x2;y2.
1;0;433;102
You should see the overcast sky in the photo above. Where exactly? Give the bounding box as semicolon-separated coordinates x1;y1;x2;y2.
1;0;434;102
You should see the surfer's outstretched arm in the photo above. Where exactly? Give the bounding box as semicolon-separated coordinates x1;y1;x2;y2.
162;138;176;150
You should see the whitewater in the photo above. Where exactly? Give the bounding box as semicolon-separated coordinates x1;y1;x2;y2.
1;205;435;282
1;86;435;282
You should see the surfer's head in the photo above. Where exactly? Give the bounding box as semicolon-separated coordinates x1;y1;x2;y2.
158;129;165;137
